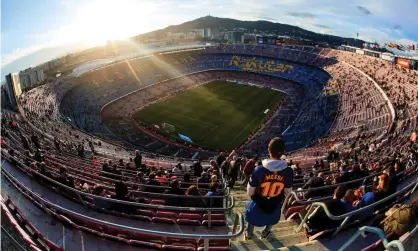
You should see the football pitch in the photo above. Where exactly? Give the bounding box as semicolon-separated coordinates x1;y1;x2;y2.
133;80;285;150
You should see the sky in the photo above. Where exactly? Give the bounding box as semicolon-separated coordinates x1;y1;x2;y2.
1;0;418;77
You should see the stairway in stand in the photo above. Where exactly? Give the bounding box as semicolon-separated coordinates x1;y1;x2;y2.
228;188;327;251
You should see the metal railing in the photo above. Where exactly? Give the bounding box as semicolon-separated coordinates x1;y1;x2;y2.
3;139;226;193
295;176;418;237
1;159;235;216
2;167;245;251
282;170;385;210
338;226;404;251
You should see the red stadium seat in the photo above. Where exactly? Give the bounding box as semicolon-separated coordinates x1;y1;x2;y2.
163;245;196;251
203;214;226;221
177;219;201;226
179;213;202;221
130;215;152;222
151;200;166;205
156;211;178;220
152;217;176;224
137;209;155;218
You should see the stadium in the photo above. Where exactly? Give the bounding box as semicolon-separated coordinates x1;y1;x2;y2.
2;41;418;250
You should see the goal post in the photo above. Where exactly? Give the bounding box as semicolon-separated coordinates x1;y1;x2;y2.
162;122;176;133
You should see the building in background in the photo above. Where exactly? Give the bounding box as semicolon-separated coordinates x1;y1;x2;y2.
227;31;243;43
4;73;22;111
1;85;11;109
19;67;45;90
204;28;220;39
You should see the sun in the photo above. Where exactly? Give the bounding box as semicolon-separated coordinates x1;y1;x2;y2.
72;0;150;46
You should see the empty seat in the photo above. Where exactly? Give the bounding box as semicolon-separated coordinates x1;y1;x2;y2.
151;200;166;205
137;209;155;218
152;217;176;224
202;214;226;221
156;211;178;220
179;213;202;221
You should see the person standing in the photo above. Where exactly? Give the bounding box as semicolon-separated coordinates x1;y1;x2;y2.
134;150;142;170
245;137;293;239
242;156;259;187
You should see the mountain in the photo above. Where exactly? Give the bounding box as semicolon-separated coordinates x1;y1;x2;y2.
138;16;364;46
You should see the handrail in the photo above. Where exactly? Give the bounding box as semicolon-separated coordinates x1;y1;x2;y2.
295;176;418;237
2;168;245;242
338;226;404;251
3;133;220;186
1;160;235;212
3;144;229;198
283;170;385;209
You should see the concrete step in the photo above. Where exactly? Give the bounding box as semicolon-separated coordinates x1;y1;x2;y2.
232;232;308;250
274;240;326;251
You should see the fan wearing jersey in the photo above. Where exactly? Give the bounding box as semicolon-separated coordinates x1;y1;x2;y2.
245;137;293;239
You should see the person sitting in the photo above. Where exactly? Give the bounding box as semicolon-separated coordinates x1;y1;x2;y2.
92;156;100;169
393;161;404;174
341;189;356;212
339;165;350;183
184;185;205;207
145;173;161;193
34;149;43;162
172;163;182;173
101;162;111;177
305;185;348;235
164;180;184;206
352;187;375;220
56;167;71;187
206;182;222;207
192;158;203;177
157;171;168;186
111;180;136;213
110;164;122;180
209;160;219;173
386;166;398;195
373;174;390;202
206;182;219;196
39;162;54;180
198;171;210;184
92;185;113;210
182;173;191;188
302;172;325;199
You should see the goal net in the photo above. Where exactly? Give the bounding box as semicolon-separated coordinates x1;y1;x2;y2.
162;122;176;133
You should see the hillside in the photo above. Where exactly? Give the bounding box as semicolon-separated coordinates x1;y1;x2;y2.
138;16;364;46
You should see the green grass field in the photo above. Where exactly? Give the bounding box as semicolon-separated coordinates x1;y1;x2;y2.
133;80;284;150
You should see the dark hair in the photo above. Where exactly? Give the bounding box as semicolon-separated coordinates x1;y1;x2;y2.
171;180;180;189
334;185;347;200
268;137;286;159
186;185;200;196
93;185;105;195
59;167;67;174
183;173;191;182
115;181;128;199
209;182;218;192
411;198;418;217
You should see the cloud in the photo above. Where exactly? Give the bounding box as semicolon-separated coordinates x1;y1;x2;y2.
1;45;44;68
286;12;316;19
313;24;333;30
254;16;277;22
357;5;372;15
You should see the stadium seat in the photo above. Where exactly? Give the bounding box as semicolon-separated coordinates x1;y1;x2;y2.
156;211;178;220
152;217;176;224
